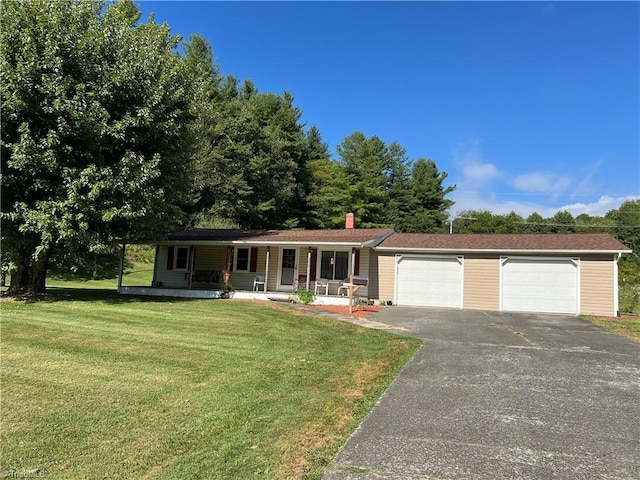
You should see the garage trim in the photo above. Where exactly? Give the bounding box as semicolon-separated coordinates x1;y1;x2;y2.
394;254;464;308
499;256;581;315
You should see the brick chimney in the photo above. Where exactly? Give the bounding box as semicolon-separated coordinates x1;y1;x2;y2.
345;212;355;229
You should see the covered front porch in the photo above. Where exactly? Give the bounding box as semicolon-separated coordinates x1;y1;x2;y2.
117;238;371;304
117;285;353;305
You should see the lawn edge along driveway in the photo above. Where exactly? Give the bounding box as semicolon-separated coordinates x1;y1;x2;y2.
324;307;640;480
1;291;420;480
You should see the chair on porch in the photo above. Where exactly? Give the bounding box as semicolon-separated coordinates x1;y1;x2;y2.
337;280;350;297
314;278;329;295
253;276;266;292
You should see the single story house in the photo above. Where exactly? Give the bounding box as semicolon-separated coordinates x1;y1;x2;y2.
119;218;630;317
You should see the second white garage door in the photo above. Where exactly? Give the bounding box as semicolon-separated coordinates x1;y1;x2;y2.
501;257;579;314
396;255;463;308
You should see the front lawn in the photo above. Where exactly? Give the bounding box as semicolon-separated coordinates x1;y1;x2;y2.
1;290;419;479
582;314;640;342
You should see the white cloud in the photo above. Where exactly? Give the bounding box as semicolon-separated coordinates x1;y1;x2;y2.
446;141;637;220
511;172;572;196
461;161;500;188
450;193;640;219
451;140;501;189
559;195;640;217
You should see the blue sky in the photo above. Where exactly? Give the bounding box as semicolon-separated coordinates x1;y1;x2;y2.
139;1;639;218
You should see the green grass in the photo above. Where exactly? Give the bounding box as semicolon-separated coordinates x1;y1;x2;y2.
1;289;420;479
45;262;154;290
583;314;640;342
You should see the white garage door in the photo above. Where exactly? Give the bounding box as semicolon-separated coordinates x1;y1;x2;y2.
396;256;463;308
501;257;578;314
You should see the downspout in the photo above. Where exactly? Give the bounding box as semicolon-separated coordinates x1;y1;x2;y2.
614;252;622;316
118;243;126;292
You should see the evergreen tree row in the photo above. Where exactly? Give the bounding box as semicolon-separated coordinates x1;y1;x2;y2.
183;34;454;231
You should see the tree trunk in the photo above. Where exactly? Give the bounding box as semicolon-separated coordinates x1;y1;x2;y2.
8;246;51;295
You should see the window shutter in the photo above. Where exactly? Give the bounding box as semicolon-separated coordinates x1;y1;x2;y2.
309;249;318;281
167;246;175;270
354;249;360;276
249;247;258;272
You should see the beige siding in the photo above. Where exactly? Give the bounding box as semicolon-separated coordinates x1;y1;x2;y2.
194;245;226;270
580;255;616;316
230;246;268;291
266;248;280;292
298;248;309;286
371;252;396;303
356;248;370;298
463;256;500;311
155;245;190;288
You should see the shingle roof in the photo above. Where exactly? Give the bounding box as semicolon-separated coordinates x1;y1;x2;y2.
166;228;394;246
377;233;631;252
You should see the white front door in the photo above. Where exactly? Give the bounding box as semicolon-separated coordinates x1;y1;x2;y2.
279;248;297;289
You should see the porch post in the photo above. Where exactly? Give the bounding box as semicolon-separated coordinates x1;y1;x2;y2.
152;245;159;286
265;246;270;293
306;247;311;290
351;248;356;276
188;246;195;290
117;243;126;291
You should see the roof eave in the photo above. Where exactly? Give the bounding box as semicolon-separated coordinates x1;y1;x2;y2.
375;247;632;254
155;239;375;247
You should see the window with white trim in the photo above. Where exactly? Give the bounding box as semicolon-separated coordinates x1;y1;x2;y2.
320;250;349;280
175;247;189;270
235;247;250;272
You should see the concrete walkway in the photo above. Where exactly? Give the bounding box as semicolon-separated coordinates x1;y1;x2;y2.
324;307;640;480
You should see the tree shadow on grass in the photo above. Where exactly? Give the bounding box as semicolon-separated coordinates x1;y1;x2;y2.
2;287;207;305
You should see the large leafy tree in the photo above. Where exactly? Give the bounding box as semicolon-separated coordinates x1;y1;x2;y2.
1;0;193;294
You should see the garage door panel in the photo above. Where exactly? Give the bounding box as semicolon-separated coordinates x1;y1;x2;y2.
397;256;462;308
501;258;578;314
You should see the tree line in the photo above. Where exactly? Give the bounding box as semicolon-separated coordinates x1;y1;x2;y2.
451;201;640;286
1;0;453;293
1;0;637;294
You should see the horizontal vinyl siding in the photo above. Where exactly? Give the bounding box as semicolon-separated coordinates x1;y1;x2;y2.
464;256;500;311
376;253;396;303
355;248;370;298
155;245;189;288
231;247;267;291
580;255;616;316
267;248;280;292
194;246;226;270
298;248;309;287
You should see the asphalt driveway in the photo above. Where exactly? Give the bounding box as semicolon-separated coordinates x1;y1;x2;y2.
324;307;640;480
